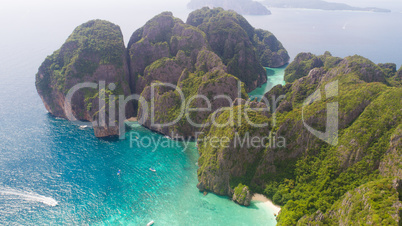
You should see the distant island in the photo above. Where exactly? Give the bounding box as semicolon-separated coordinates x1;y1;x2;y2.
188;0;271;15
263;0;391;12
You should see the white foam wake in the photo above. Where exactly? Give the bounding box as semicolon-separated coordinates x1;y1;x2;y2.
0;188;58;206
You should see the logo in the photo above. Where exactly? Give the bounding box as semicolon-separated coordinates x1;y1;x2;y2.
302;80;339;146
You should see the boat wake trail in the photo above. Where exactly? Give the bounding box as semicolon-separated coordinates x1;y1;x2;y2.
0;188;58;206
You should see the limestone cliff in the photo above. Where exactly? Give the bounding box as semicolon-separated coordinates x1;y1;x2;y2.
232;183;253;206
129;9;289;97
196;51;402;222
196;102;270;204
273;55;401;225
127;12;209;96
137;48;248;138
130;9;287;138
379;125;402;179
36;10;289;138
254;54;391;184
391;66;402;86
187;7;289;91
378;63;397;78
284;51;342;83
297;178;402;225
35;20;134;137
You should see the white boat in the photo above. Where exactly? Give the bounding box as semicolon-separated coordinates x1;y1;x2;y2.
79;125;89;129
147;220;154;226
149;168;156;172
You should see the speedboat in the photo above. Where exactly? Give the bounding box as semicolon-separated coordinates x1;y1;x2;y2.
149;168;156;172
147;220;154;226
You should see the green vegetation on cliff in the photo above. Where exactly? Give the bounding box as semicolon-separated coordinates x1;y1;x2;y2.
197;103;271;197
272;55;401;225
187;7;289;90
197;51;402;224
233;183;252;206
284;51;341;83
137;48;249;138
275;87;401;225
254;29;290;68
132;9;288;137
390;66;402;86
36;20;126;95
379;63;397;78
35;20;133;137
321;178;401;225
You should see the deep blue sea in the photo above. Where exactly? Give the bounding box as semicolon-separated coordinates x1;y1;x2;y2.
1;0;402;225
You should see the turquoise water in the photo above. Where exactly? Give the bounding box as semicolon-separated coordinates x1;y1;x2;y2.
248;66;287;101
0;76;277;225
0;73;277;225
0;3;278;224
1;1;402;225
0;99;277;225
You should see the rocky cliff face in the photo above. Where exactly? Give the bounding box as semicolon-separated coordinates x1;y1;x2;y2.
273;55;401;225
378;63;397;78
284;51;342;83
196;103;270;205
196;51;402;221
128;9;288;101
35;20;134;137
187;7;289;91
253;54;390;182
379;125;402;179
393;66;402;85
137;48;248;138
398;66;402;80
297;178;402;225
187;0;271;15
129;9;287;138
232;183;253;206
127;12;209;96
37;10;288;138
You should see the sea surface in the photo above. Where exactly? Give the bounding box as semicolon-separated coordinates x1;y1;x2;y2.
0;109;276;225
249;66;287;101
1;1;402;225
245;8;402;66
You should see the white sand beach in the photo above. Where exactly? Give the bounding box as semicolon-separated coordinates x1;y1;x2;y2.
126;117;137;122
252;194;281;215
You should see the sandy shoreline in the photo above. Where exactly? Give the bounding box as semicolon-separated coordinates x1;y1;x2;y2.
126;117;137;122
252;194;281;215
